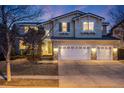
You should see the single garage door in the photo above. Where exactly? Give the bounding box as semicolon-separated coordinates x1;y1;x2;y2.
97;46;113;60
59;45;91;60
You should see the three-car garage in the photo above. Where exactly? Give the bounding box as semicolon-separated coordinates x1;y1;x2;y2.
58;45;114;60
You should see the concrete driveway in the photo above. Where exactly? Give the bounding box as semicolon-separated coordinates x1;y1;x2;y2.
58;61;124;88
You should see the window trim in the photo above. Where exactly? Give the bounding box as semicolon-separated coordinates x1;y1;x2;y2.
83;21;94;32
62;22;68;32
59;22;70;33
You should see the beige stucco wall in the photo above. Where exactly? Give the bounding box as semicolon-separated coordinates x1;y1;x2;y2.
53;40;121;47
53;40;120;60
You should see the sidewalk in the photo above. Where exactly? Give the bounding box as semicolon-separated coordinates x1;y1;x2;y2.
0;75;58;80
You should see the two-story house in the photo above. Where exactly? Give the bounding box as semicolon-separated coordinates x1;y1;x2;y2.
111;20;124;39
17;10;120;61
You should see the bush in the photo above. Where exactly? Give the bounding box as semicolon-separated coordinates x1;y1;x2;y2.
0;53;5;61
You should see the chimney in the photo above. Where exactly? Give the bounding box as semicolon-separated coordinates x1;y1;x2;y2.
102;22;109;36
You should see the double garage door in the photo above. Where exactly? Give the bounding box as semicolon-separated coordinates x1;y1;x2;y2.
59;45;113;60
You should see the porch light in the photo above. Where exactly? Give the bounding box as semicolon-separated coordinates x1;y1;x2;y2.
113;48;117;52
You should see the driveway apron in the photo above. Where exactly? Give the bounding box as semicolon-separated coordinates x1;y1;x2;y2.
58;61;124;88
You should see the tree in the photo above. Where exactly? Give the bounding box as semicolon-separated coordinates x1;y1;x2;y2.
0;5;43;81
23;26;45;62
109;6;124;24
22;21;57;62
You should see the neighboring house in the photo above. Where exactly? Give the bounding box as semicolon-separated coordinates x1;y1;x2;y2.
111;20;124;46
16;10;121;61
111;20;124;60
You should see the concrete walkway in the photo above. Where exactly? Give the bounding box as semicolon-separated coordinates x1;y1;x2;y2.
0;75;58;80
58;61;124;88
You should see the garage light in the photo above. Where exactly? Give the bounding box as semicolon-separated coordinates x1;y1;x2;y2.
54;48;58;52
113;48;117;52
92;48;96;52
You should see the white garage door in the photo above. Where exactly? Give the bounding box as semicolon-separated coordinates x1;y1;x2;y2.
59;45;91;60
97;46;113;60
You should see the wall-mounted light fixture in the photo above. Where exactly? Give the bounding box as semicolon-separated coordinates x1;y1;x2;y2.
54;48;59;52
113;48;117;52
91;48;96;52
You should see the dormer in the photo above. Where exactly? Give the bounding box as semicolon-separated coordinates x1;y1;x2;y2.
73;13;105;38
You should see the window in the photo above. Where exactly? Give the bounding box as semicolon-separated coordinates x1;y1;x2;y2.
24;26;38;33
62;22;68;32
30;26;38;31
83;22;89;31
83;22;94;31
89;22;94;31
46;30;50;36
24;26;29;33
42;40;52;55
19;40;26;49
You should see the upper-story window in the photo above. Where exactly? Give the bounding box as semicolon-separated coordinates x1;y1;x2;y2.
24;26;38;33
46;30;50;36
24;26;29;33
59;22;70;32
83;22;94;31
19;40;26;49
62;22;68;32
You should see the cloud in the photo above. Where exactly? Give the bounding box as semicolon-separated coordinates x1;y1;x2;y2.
41;5;88;21
41;5;66;21
74;5;87;11
99;6;116;22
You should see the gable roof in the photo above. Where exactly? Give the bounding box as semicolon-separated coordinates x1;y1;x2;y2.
40;10;86;25
111;19;124;31
50;10;86;21
15;10;105;26
72;13;105;20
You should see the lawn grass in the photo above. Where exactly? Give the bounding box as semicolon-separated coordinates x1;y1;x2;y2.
0;79;59;87
1;59;58;76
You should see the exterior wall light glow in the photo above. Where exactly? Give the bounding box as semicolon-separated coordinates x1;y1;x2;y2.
113;48;117;52
91;48;96;52
54;48;59;52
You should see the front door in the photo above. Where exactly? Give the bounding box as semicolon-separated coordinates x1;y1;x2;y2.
42;39;53;56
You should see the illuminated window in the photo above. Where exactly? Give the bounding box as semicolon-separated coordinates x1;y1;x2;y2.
83;22;89;31
89;22;94;31
24;26;38;33
30;26;38;31
19;40;26;49
24;26;29;33
46;30;50;36
42;40;52;55
83;22;94;31
62;22;67;32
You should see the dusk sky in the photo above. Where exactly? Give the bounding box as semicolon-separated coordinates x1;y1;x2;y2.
39;5;124;26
